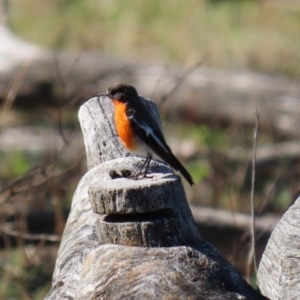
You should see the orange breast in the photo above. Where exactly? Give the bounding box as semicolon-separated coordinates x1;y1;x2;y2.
112;99;137;151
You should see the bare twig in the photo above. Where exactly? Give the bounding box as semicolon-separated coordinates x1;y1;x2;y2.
53;53;83;145
57;108;69;144
159;56;207;105
150;65;168;100
246;109;260;281
53;54;67;89
0;54;36;128
0;160;82;205
1;225;61;242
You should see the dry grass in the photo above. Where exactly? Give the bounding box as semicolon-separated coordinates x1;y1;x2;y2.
9;0;300;78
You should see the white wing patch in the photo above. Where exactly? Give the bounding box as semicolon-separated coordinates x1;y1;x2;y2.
130;114;169;153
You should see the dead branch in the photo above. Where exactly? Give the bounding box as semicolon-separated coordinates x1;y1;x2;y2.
190;205;279;234
246;110;260;280
1;225;60;242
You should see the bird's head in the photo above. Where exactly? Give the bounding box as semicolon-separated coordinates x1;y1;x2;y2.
103;83;139;103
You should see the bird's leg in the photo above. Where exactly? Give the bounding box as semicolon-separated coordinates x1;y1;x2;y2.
143;154;152;177
138;157;149;175
128;154;153;180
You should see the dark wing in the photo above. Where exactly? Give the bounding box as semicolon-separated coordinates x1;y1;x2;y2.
127;103;194;186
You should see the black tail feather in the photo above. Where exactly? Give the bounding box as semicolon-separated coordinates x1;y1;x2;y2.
159;150;194;186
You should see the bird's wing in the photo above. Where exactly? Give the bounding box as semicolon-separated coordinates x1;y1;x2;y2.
126;101;194;186
127;106;169;154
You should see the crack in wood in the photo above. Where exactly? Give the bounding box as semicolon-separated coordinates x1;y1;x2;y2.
103;209;175;223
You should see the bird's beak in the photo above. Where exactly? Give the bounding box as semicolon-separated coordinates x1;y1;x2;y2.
98;92;107;97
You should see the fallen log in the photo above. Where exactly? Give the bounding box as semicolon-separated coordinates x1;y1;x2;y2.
1;26;300;138
191;205;279;234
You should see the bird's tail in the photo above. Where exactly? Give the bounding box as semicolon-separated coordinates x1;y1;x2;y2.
164;151;194;186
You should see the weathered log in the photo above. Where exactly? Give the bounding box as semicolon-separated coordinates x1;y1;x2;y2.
257;196;300;300
46;95;267;299
77;244;256;300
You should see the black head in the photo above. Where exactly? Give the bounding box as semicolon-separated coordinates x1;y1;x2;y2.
106;83;139;102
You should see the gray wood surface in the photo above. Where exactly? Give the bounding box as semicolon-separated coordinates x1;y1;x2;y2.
257;196;300;300
76;244;255;300
90;172;201;248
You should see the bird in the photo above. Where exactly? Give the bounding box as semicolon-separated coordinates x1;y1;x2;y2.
100;83;194;186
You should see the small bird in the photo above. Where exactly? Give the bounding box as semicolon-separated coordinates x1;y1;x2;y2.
100;83;194;186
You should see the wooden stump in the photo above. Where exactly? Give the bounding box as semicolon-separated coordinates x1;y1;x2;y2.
46;95;267;300
90;172;201;247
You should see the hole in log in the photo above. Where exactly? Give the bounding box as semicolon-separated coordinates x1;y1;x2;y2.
103;209;175;223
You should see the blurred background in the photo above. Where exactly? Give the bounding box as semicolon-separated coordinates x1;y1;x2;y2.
1;0;300;298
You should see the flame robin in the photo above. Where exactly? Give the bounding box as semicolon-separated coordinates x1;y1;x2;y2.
100;83;194;186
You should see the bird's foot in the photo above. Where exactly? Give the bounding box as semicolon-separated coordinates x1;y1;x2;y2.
128;170;153;181
109;169;153;181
